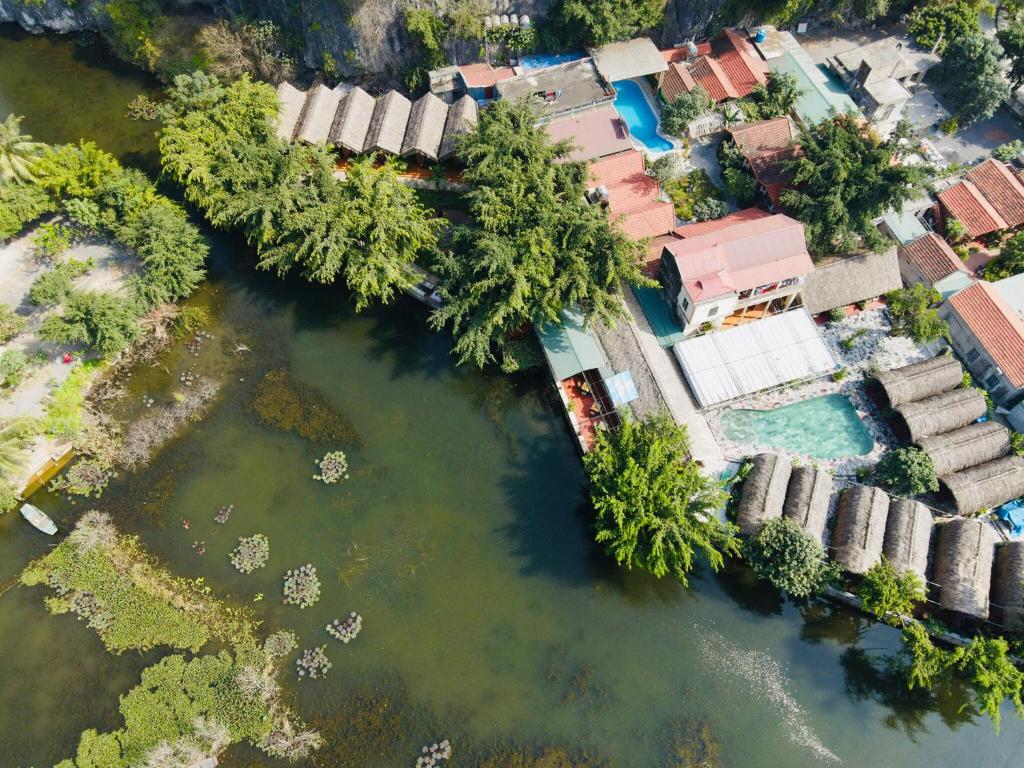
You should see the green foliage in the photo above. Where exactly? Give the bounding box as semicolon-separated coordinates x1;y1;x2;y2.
994;139;1024;162
29;264;74;306
999;22;1024;88
723;166;757;205
693;198;729;222
782;114;928;255
742;517;837;598
900;621;947;691
874;447;938;497
937;33;1011;124
558;0;667;45
947;635;1024;732
40;290;140;357
429;99;650;370
42;361;103;438
0;113;45;187
32;220;73;258
0;350;28;388
0;418;32;482
827;306;847;322
0;481;18;514
945;216;968;244
0;181;57;239
0;304;26;343
196;18;296;84
103;0;164;70
583;414;740;586
885;284;949;344
65;197;103;232
857;558;926;626
1011;430;1024;456
664;169;725;219
907;1;979;54
741;72;802;121
647;153;684;187
661;86;714;138
174;304;211;338
984;230;1024;279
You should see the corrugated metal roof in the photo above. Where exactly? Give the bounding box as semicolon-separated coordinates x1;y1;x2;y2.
591;38;668;82
537;308;609;381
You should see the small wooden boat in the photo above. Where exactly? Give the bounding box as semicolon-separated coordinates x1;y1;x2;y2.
20;503;57;535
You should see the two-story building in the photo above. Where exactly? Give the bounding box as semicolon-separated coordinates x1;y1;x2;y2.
659;209;814;335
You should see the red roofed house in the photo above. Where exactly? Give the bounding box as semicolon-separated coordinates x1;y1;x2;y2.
659;29;767;105
726;117;802;209
545;105;632;162
659;210;814;335
940;281;1024;405
937;159;1024;240
588;150;677;247
897;232;973;298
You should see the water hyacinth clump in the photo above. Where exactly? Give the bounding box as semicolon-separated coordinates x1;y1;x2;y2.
313;450;349;484
416;739;452;767
296;645;332;679
230;534;270;574
263;630;299;659
68;590;114;631
326;612;362;643
214;503;234;524
283;563;321;608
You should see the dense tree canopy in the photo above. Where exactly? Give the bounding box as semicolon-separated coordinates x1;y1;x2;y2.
874;447;938;497
557;0;666;46
781;114;928;255
857;558;926;626
0;113;45;188
741;72;802;121
998;21;1024;88
907;1;979;54
984;230;1024;279
429;99;649;370
937;33;1011;124
582;414;739;586
885;284;949;344
742;517;837;598
661;86;714;138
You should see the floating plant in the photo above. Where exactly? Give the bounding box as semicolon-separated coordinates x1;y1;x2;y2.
283;563;321;608
68;590;114;631
230;534;270;574
415;739;452;767
326;612;362;643
214;503;234;524
313;450;349;484
296;645;332;679
263;630;298;659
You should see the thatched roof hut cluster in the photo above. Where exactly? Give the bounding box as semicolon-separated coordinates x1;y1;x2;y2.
833;485;892;574
993;541;1024;629
933;518;996;619
276;82;478;162
873;356;1024;514
738;455;832;542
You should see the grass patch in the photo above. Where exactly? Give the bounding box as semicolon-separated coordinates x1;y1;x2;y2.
42;360;105;438
664;170;725;220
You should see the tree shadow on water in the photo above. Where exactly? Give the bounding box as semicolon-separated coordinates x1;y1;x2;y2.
712;559;786;617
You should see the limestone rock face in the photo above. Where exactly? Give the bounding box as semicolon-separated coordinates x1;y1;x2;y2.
0;0;108;34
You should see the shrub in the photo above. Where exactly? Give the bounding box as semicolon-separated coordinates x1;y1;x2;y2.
831;367;848;382
827;306;846;322
1011;431;1024;456
647;153;684;186
42;361;102;438
874;447;938;497
993;139;1024;162
0;304;26;343
661;87;715;138
0;482;19;513
692;198;729;222
28;267;74;306
722;166;757;205
983;230;1024;280
939;116;959;136
945;217;967;244
40;290;140;357
0;350;29;388
885;284;948;344
32;221;73;258
857;558;926;626
743;517;838;598
0;183;57;240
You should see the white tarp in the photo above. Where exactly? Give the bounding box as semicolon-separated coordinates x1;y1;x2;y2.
673;310;837;407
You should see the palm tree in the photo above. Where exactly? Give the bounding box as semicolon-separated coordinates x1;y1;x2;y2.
0;114;45;188
0;418;31;482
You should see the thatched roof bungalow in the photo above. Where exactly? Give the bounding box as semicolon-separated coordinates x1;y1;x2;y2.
737;454;791;536
882;498;933;581
895;387;988;441
363;91;412;155
401;92;449;161
439;95;478;160
874;355;963;408
330;86;376;153
992;542;1024;629
916;421;1012;477
933;518;995;619
832;485;890;574
800;249;902;316
782;465;832;544
940;454;1024;515
275;82;307;142
295;83;345;145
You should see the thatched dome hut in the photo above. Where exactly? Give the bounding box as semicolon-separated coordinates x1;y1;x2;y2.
782;466;832;544
940;454;1024;515
737;454;791;536
874;356;963;408
933;518;995;619
895;388;987;442
916;421;1012;477
992;542;1024;630
833;486;890;574
881;498;933;581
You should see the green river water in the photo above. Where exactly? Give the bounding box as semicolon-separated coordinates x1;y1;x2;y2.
1;25;1023;768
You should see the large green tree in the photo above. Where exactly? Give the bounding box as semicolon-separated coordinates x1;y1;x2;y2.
857;558;926;626
0;114;45;188
874;447;938;497
780;114;928;255
938;32;1012;124
558;0;666;45
998;21;1024;88
742;71;802;121
885;284;949;344
985;230;1024;279
582;414;739;585
907;1;980;54
742;517;836;598
429;99;649;370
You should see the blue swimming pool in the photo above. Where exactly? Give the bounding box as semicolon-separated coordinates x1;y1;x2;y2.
520;52;585;71
612;79;674;153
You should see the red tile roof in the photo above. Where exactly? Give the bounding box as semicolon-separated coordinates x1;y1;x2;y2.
947;281;1024;387
938;180;1007;239
458;63;515;88
898;233;968;284
966;159;1024;229
665;211;813;301
658;29;764;104
661;43;712;63
545;105;631;162
588;150;676;241
690;56;741;102
674;207;771;238
710;29;767;96
728;118;801;205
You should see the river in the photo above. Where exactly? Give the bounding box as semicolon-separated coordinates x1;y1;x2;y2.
1;24;1022;768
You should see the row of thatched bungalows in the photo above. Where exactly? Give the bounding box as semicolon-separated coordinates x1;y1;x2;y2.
738;453;1024;625
276;82;478;162
874;356;1024;515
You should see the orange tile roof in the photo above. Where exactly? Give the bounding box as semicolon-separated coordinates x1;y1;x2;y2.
588;150;676;241
966;159;1024;229
710;29;767;97
947;281;1024;387
617;200;677;241
938;180;1008;239
674;207;771;237
659;62;690;103
689;56;741;102
661;43;712;63
458;63;515;88
898;233;967;284
728;117;800;202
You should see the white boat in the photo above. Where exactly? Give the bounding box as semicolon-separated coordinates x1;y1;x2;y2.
20;503;57;535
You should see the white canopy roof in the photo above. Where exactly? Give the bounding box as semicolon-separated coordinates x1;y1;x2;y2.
672;310;837;407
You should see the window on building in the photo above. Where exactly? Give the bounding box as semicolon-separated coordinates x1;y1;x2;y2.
706;305;718;317
682;298;690;312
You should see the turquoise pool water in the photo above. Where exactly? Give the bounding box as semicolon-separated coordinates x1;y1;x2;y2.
612;79;674;152
721;394;875;460
521;52;584;71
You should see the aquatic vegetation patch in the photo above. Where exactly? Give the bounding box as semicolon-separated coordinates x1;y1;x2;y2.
477;745;607;767
416;738;452;767
118;375;220;468
296;645;332;679
283;563;321;608
49;457;115;497
214;502;234;523
263;630;298;659
327;612;362;643
245;367;360;446
664;719;723;768
314;450;350;484
230;534;270;574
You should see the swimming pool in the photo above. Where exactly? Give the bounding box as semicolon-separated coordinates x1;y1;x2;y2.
612;79;674;152
720;394;875;460
520;52;585;71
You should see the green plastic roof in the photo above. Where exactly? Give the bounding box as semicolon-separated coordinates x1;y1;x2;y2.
537;309;607;381
769;50;860;126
